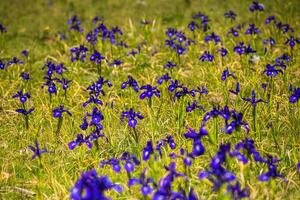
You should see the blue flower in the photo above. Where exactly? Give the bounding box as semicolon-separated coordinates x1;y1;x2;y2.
16;107;34;115
86;76;112;97
128;169;157;196
221;67;236;81
198;144;236;191
82;95;103;107
217;47;228;57
204;32;221;44
52;105;72;118
90;50;105;64
225;111;250;134
184;128;206;157
163;61;177;69
20;72;30;81
28;139;49;160
120;108;144;128
224;10;237;20
265;16;276;24
199;51;214;62
139;84;160;99
289;86;300;103
121;75;139;92
12;90;30;103
227;182;250;200
143;141;154;161
157;73;171;85
70;169;123;200
7;57;24;66
229;82;240;95
249;1;264;12
242;90;267;106
86;31;98;45
0;23;7;33
245;24;261;35
186;100;205;113
258;155;286;182
0;60;5;70
109;59;123;67
227;27;239;37
70;45;88;62
285;36;300;48
263;64;283;77
67;15;83;32
188;21;198;32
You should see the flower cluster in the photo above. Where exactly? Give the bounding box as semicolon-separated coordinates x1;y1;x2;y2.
70;169;123;200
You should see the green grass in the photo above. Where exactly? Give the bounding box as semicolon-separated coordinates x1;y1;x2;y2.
0;0;300;199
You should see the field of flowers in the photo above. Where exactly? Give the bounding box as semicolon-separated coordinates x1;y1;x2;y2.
0;0;300;199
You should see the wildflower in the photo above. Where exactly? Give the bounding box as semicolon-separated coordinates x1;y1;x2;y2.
188;21;198;32
242;90;267;106
224;10;237;20
143;141;154;161
42;75;57;94
229;82;240;95
67;15;83;32
245;24;261;35
275;54;290;64
199;51;214;62
70;169;123;200
92;16;104;24
121;75;139;92
21;50;29;57
20;72;30;81
217;47;228;57
70;45;88;62
186;100;205;112
7;57;23;66
199;144;236;191
289;86;300;103
157;73;171;85
249;1;265;12
90;50;105;64
28;139;49;160
128;169;157;196
227;182;250;200
231;138;266;163
139;84;160;99
12;90;30;103
233;42;246;55
263;64;283;77
221;67;236;81
258;155;286;182
265;16;276;24
52;105;72;118
176;45;186;55
204;32;221;44
86;76;112;97
120;108;144;128
225;111;250;134
263;37;275;46
86;31;98;45
16;107;34;115
0;60;5;70
184;128;206;157
227;27;239;37
285;36;300;48
68;134;91;150
163;61;177;69
55;78;72;90
0;23;7;33
109;59;122;67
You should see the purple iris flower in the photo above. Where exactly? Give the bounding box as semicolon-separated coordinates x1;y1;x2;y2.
120;108;144;128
